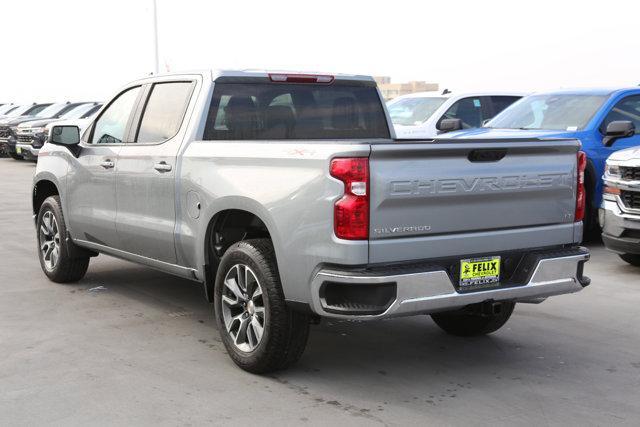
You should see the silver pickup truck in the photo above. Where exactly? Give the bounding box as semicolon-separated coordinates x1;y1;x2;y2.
33;70;590;373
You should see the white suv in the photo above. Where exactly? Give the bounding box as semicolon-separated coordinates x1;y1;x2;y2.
387;91;524;139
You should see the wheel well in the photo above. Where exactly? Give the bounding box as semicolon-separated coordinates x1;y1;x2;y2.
584;160;597;203
203;209;271;301
33;180;59;218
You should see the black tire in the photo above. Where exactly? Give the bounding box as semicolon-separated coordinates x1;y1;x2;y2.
431;301;515;337
214;238;309;373
10;152;23;160
619;254;640;267
37;196;90;283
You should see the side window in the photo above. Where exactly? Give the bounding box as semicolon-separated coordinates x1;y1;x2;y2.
91;86;141;144
601;95;640;134
136;82;194;143
490;96;521;117
441;97;484;129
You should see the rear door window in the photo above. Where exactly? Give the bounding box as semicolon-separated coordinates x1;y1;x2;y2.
204;81;389;140
136;82;194;143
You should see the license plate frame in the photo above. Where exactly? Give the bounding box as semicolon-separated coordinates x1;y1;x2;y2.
459;256;501;288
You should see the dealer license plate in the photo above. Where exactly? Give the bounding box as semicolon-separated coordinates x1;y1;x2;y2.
16;146;21;154
460;256;501;287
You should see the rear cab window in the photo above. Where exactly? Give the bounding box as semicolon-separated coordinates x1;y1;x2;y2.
204;79;390;140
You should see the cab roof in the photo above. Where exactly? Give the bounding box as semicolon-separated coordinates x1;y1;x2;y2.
130;69;376;84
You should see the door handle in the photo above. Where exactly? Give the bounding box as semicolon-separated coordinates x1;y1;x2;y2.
101;160;115;169
154;162;172;172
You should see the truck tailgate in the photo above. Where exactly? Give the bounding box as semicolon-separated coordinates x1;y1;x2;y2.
368;139;581;263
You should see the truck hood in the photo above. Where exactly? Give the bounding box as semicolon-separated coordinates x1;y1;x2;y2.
445;128;582;140
0;116;40;126
608;146;640;161
17;118;60;129
393;124;436;139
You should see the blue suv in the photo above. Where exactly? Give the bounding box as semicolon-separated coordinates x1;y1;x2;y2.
447;88;640;233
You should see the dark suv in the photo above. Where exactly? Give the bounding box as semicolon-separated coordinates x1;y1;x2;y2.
0;103;52;158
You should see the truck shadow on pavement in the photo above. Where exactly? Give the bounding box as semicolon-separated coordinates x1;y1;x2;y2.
80;257;551;384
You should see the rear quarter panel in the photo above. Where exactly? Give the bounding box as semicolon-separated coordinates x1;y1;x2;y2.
177;141;371;304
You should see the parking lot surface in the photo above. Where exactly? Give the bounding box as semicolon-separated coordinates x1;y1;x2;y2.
1;157;639;426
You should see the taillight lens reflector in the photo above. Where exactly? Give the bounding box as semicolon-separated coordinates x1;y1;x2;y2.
575;151;587;222
330;158;369;240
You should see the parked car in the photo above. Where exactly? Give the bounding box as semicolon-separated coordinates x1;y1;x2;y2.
1;102;86;160
0;103;16;116
16;102;102;161
33;70;589;373
601;147;640;266
0;103;52;157
386;91;524;138
447;88;640;233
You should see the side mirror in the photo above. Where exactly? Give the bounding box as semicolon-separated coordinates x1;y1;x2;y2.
50;125;81;156
603;120;635;147
438;118;463;133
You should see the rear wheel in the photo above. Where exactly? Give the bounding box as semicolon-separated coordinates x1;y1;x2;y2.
431;301;515;337
619;254;640;267
214;239;309;373
37;196;90;283
9;152;23;160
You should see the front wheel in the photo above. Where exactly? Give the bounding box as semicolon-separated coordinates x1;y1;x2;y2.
619;254;640;267
214;239;309;373
37;196;90;283
431;301;515;337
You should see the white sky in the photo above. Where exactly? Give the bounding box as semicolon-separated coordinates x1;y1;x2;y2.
1;0;639;103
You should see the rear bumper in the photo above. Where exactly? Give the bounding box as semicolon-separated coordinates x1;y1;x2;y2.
310;246;590;320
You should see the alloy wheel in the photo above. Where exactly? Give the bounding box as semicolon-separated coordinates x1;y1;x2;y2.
221;264;266;352
39;211;60;271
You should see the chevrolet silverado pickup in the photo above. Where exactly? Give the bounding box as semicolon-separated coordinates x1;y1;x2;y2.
32;70;590;373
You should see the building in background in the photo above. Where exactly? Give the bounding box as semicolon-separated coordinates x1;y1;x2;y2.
374;76;439;100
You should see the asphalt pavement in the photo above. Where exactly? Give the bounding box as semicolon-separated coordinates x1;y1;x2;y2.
1;157;639;426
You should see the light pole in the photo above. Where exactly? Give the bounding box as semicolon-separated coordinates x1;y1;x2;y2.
152;0;159;74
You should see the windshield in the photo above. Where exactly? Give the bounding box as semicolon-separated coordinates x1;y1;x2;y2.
487;94;608;131
387;97;447;126
35;103;72;118
81;104;102;119
61;103;98;120
0;104;16;115
4;105;32;117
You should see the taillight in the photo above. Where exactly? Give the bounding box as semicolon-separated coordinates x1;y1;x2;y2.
330;158;369;240
575;151;587;222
